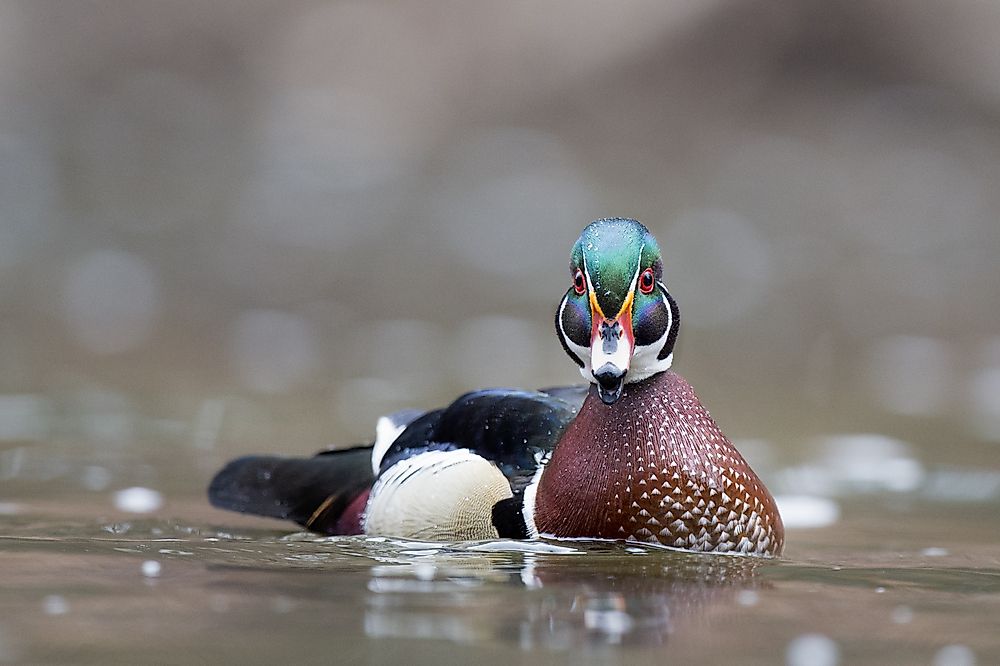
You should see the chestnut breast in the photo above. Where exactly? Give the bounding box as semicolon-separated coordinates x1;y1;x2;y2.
533;371;783;556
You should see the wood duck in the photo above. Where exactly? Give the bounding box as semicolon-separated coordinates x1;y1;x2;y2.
209;218;784;556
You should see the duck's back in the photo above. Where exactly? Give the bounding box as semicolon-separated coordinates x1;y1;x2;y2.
208;387;582;539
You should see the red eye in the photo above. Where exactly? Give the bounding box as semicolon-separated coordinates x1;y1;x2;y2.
573;269;586;295
639;268;655;294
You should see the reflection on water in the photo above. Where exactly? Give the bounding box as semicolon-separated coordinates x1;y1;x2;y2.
359;538;764;649
1;511;998;664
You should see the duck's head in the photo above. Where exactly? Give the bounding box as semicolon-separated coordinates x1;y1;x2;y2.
556;218;680;405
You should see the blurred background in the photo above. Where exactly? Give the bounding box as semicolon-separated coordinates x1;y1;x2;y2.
1;0;999;517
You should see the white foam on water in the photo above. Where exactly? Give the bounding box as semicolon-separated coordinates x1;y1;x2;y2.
786;633;839;666
465;540;581;554
933;644;976;666
774;495;840;529
113;487;163;514
42;595;69;616
141;560;161;578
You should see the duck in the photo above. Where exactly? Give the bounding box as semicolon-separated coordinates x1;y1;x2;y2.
209;218;784;556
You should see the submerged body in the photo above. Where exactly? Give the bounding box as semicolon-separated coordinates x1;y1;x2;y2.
209;218;784;556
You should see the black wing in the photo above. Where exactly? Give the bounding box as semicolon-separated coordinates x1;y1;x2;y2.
380;388;581;492
377;388;581;539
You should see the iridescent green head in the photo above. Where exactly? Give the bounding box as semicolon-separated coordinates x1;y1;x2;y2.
555;218;679;404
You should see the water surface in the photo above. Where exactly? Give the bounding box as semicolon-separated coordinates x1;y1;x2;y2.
2;498;997;665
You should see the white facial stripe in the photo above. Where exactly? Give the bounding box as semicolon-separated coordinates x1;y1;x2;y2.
372;416;407;474
558;293;591;371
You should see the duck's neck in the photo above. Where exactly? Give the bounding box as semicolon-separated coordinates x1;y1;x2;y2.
531;370;783;555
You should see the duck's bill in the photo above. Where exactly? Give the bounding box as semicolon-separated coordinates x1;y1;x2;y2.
589;308;635;406
594;362;626;404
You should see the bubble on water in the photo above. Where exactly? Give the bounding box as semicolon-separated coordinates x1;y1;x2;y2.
867;336;955;416
891;605;914;624
80;465;112;491
141;560;161;578
62;250;160;355
113;487;163;514
786;633;839;666
737;590;760;607
921;547;949;557
774;495;840;529
230;310;321;394
933;644;976;666
42;595;70;616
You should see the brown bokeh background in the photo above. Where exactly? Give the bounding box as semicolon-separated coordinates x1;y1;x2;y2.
2;1;999;501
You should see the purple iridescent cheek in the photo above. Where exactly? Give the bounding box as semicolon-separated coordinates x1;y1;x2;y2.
632;295;669;347
562;295;591;348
